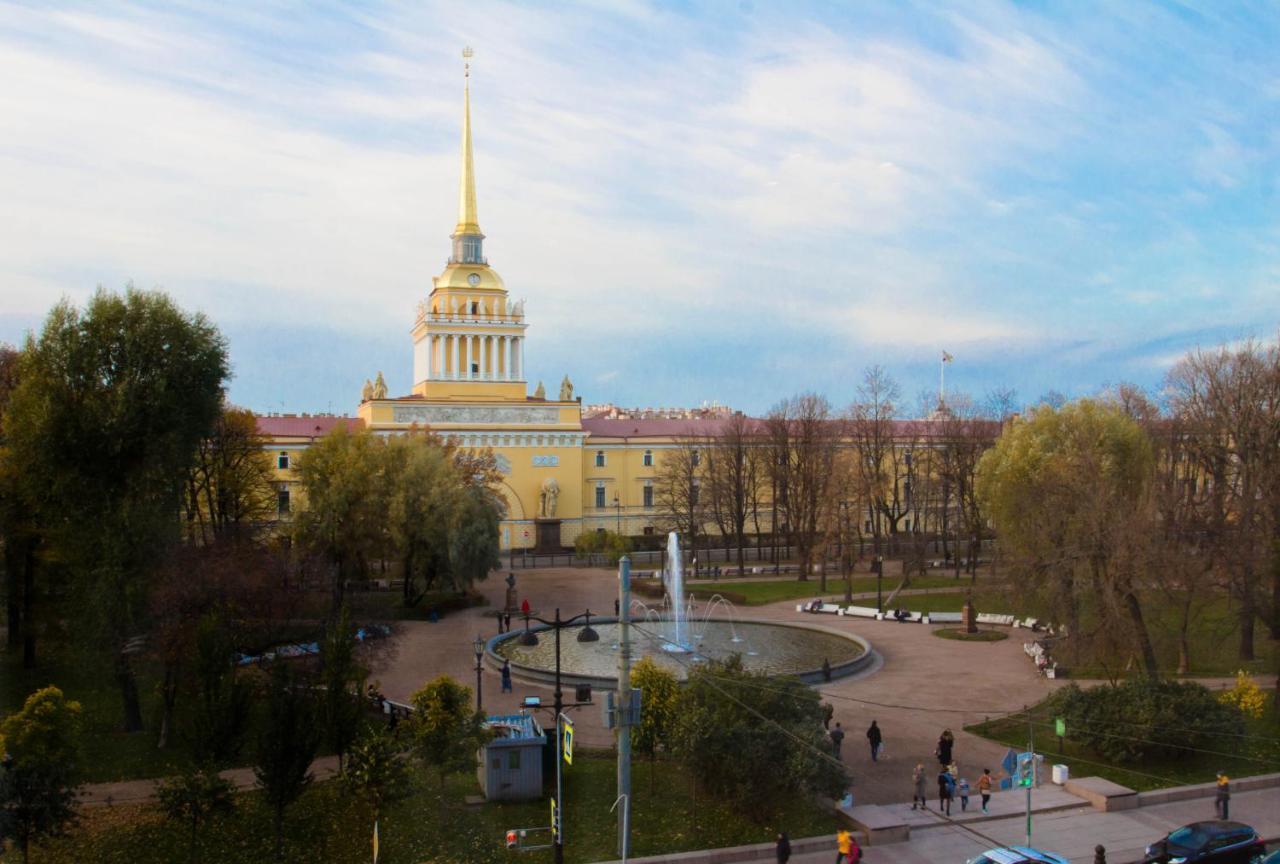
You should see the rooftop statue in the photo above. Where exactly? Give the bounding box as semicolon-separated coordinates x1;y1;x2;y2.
373;371;388;400
559;375;574;401
361;379;374;402
533;381;545;400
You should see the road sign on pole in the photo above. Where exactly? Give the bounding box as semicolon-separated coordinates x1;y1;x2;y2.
550;798;558;837
562;718;575;765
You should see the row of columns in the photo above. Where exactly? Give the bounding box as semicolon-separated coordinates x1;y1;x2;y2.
428;333;523;381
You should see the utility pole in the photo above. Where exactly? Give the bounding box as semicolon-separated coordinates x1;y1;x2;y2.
1026;704;1034;848
617;555;633;860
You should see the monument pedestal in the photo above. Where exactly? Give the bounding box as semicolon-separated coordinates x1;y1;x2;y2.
505;586;519;613
534;519;562;554
961;597;978;633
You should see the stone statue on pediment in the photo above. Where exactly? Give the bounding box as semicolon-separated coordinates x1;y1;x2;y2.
533;381;545;400
559;375;574;402
373;371;388;400
361;379;374;402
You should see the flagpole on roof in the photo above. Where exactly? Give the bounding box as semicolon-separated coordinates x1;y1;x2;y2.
940;351;953;409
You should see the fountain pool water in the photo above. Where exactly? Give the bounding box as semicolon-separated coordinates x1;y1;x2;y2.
491;531;874;686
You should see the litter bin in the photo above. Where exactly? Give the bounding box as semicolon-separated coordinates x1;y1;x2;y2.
1052;764;1069;785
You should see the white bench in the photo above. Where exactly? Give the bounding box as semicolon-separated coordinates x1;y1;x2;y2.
795;602;843;615
926;611;963;624
977;613;1016;626
842;605;880;619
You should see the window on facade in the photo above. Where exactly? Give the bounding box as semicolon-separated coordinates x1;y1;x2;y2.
691;449;700;466
643;486;653;509
864;520;873;534
595;450;605;467
905;518;912;532
470;301;479;315
507;751;521;770
595;486;606;509
690;482;699;507
643;526;654;536
471;362;480;374
277;489;291;515
277;451;289;470
642;449;652;466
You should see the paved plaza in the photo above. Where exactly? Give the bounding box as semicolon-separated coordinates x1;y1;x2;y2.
372;565;1063;805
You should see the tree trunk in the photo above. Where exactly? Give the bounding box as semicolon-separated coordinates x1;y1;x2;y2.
1121;589;1159;678
22;539;35;669
274;808;284;862
158;663;179;749
5;537;20;651
1239;600;1256;662
115;651;145;732
1270;536;1280;640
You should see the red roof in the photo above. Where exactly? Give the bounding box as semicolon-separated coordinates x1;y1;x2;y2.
255;415;364;438
582;417;746;438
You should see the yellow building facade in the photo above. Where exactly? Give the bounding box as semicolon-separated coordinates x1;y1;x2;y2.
257;59;715;550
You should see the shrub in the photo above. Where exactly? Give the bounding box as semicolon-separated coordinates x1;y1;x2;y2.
1218;671;1267;719
575;530;632;564
1059;679;1245;764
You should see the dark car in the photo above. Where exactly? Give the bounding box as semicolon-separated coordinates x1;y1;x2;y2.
1143;821;1266;863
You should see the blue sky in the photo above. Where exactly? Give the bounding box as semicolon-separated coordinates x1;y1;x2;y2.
0;1;1276;416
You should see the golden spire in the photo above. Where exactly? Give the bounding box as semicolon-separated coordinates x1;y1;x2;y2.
455;46;481;236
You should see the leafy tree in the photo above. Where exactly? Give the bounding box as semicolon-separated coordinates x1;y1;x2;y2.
629;657;679;792
342;727;409;836
183;406;276;544
255;662;320;862
294;426;388;614
384;434;455;605
672;658;844;822
4;288;228;728
976;400;1160;675
186;610;253;765
0;686;83;862
0;342;40;669
156;766;235;864
407;675;490;816
319;606;366;769
574;529;633;565
448;485;502;590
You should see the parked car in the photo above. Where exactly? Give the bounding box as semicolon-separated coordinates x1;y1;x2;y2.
966;848;1069;864
1258;850;1280;864
1143;821;1266;863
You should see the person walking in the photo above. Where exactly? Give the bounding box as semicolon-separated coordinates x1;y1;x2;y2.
822;702;834;730
504;611;512;632
775;831;791;864
829;722;845;759
977;768;993;813
957;776;971;812
822;657;832;682
866;720;882;762
938;766;955;815
936;729;954;766
1215;772;1230;819
912;763;928;810
501;659;513;693
835;827;858;864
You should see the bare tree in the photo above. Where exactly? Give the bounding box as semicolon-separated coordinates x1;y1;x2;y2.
849;367;909;560
702;413;762;576
1167;339;1280;658
655;433;705;576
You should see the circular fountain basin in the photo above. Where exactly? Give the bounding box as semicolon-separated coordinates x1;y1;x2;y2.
491;619;872;688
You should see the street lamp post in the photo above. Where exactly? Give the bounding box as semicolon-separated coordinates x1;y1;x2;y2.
473;634;485;711
519;608;598;864
613;492;622;536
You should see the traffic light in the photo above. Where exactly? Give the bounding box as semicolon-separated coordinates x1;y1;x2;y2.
505;830;518;850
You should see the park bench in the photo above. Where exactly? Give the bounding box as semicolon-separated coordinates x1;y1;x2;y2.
977;612;1016;626
924;611;963;624
840;605;880;619
794;602;842;615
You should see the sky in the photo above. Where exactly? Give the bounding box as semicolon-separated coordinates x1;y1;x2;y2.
0;1;1277;417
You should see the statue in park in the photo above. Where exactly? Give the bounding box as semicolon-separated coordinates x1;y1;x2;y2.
372;371;387;399
533;381;545;400
538;476;560;518
361;378;374;402
559;375;574;401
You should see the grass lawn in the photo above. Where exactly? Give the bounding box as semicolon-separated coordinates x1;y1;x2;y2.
696;574;979;606
28;755;838;864
966;693;1280;792
0;645;196;784
934;628;1008;642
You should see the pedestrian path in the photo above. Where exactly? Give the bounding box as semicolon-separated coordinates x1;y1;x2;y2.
763;786;1280;864
77;755;343;807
